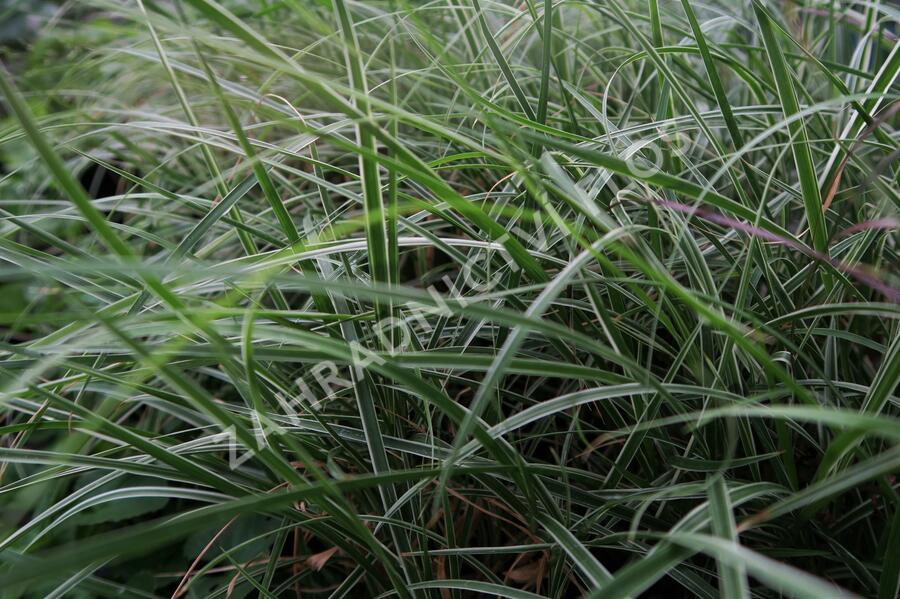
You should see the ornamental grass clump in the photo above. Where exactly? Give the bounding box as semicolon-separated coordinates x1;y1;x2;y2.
0;1;897;597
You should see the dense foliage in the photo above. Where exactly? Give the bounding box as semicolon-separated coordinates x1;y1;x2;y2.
0;0;897;597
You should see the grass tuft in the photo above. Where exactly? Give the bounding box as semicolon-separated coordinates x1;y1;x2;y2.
0;1;897;597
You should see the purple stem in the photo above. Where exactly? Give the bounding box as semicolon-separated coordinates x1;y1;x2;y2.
655;199;900;303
